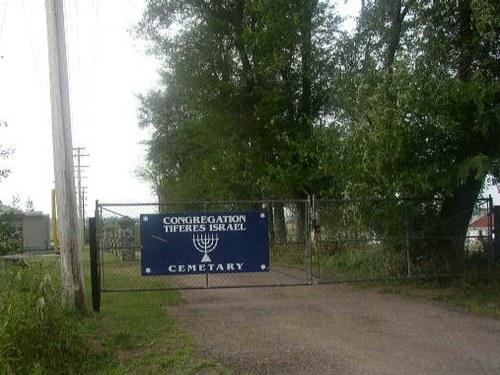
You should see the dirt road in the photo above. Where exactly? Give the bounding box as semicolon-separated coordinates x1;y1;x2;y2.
169;284;500;375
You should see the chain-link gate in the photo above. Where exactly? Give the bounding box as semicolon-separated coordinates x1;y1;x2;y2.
91;200;312;296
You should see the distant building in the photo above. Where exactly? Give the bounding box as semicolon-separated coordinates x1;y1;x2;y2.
22;212;51;251
466;214;493;252
468;214;493;239
0;204;51;252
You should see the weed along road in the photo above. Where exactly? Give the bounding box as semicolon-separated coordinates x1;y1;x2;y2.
169;284;500;375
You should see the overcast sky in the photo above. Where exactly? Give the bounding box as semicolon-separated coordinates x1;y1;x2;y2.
0;0;158;214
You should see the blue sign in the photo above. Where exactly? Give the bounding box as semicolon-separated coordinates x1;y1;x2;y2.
140;211;269;276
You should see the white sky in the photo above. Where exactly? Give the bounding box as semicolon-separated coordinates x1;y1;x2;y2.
0;0;363;216
0;0;159;214
1;1;494;216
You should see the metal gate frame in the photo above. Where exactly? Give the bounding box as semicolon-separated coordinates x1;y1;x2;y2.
89;199;313;310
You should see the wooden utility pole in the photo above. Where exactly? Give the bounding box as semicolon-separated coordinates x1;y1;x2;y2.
45;0;86;311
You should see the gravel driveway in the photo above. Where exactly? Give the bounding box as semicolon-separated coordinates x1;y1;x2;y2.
169;284;500;375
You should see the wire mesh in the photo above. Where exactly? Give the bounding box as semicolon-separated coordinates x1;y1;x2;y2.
314;197;494;283
96;200;312;291
94;197;494;290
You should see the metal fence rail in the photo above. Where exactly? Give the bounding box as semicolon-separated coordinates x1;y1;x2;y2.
94;200;312;293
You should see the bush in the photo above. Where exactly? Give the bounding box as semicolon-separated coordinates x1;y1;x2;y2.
0;262;108;374
272;243;308;269
320;241;408;280
0;213;20;256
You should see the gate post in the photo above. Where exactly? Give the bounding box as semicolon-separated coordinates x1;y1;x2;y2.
89;217;101;312
493;206;500;263
306;196;313;285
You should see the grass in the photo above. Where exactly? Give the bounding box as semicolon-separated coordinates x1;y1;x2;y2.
314;242;500;317
0;258;116;374
315;241;408;281
0;250;234;374
369;273;500;317
82;249;233;374
94;290;231;374
271;243;309;270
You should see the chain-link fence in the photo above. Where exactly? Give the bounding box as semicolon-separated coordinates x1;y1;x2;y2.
94;200;312;292
90;196;496;309
313;197;494;283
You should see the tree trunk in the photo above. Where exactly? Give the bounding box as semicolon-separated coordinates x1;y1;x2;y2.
457;0;473;81
299;0;314;136
433;174;482;268
384;0;413;71
296;202;307;245
431;0;477;267
273;202;287;244
233;0;254;90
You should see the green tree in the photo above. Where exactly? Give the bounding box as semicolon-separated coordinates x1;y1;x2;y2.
136;0;344;205
335;0;500;267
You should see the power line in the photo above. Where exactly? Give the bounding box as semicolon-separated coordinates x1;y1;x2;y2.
0;0;8;44
73;146;89;220
91;0;99;130
19;0;52;134
62;0;79;139
21;0;43;93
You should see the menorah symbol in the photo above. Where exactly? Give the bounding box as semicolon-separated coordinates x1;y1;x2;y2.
192;233;219;263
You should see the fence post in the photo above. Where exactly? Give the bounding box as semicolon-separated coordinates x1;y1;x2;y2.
89;217;101;312
306;197;313;285
405;203;412;278
493;206;500;263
